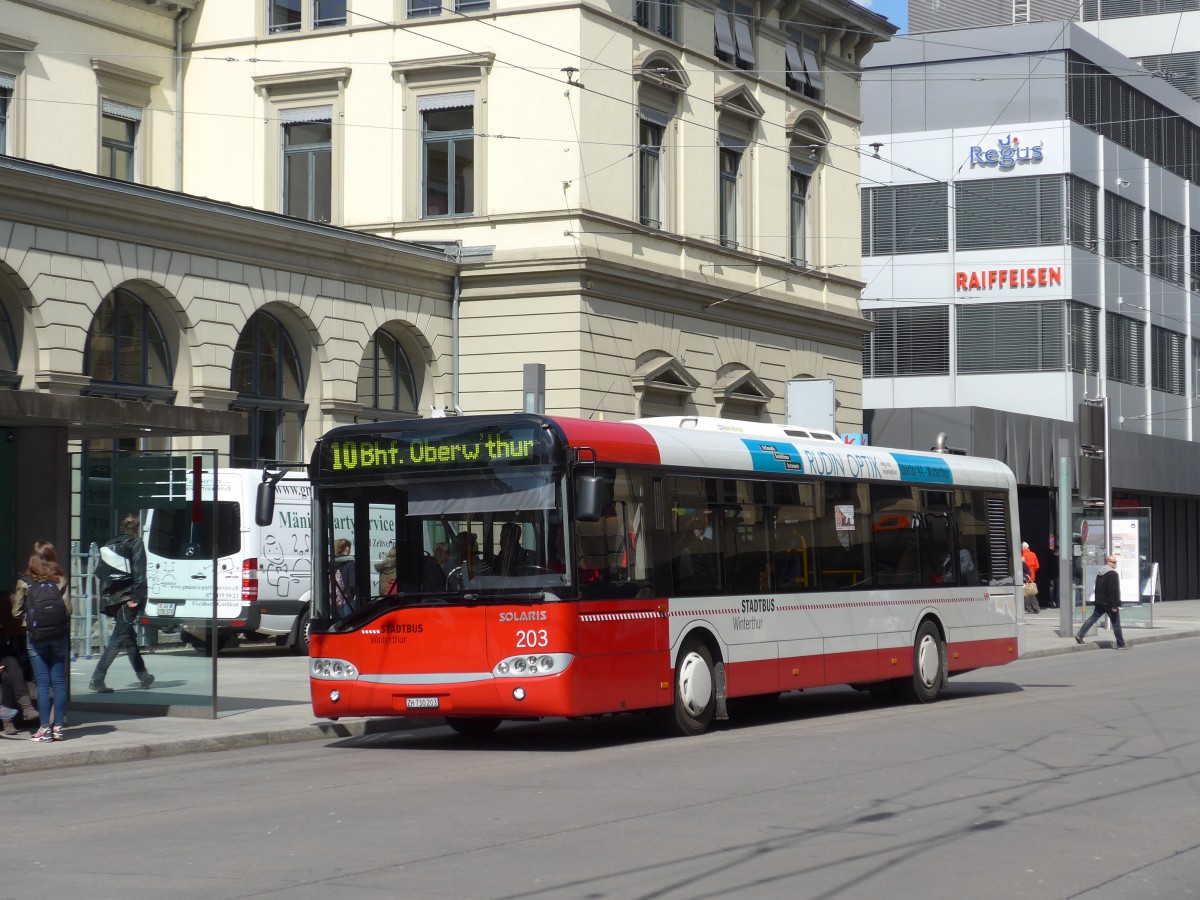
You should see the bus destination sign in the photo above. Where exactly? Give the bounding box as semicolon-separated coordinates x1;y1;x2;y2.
321;425;542;476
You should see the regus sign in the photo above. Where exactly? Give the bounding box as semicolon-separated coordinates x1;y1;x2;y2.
968;134;1044;170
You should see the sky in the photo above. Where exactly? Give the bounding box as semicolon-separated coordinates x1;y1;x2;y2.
854;0;908;34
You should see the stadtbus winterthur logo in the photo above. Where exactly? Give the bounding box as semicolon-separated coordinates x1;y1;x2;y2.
968;134;1044;170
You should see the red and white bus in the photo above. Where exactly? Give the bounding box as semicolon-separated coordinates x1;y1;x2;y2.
291;414;1024;736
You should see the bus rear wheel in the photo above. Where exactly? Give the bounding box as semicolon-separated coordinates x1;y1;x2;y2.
896;620;945;703
668;639;716;736
445;717;501;737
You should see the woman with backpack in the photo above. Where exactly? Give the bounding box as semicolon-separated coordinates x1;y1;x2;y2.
11;540;71;742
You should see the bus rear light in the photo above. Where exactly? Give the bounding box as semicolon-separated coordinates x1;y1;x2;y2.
312;658;359;680
493;653;572;678
241;558;258;602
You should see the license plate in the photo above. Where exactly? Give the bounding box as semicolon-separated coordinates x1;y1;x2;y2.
406;697;439;709
156;603;176;616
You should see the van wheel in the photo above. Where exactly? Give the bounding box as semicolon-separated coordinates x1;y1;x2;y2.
291;610;311;656
445;717;501;737
182;631;231;657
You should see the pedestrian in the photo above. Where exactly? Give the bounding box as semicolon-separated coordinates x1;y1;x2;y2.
12;540;72;742
89;513;155;693
1076;553;1127;649
1021;541;1041;613
374;545;397;595
332;538;356;618
0;591;38;733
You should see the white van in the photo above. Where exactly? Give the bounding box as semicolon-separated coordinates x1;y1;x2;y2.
141;469;315;654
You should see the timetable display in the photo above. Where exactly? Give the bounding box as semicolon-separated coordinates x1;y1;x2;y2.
320;425;543;476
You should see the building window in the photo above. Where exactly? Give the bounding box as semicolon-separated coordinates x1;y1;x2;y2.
957;301;1064;373
1068;175;1099;252
0;298;19;385
282;106;332;222
1150;212;1184;285
635;0;677;39
1194;338;1200;398
408;0;441;16
1151;325;1186;395
785;28;823;101
790;164;811;265
861;184;949;256
314;0;347;27
714;0;755;70
1067;52;1200;188
1106;312;1145;386
269;0;303;32
1069;302;1100;375
231;311;306;467
863;306;950;377
639;114;665;228
1191;230;1200;292
100;102;140;182
421;93;474;218
0;75;11;156
1104;191;1143;269
955;175;1062;250
719;142;742;248
84;287;173;399
357;329;418;418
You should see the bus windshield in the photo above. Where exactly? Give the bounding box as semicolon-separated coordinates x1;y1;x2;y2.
315;467;571;619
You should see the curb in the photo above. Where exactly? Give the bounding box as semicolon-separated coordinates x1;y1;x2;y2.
0;715;443;777
1021;627;1200;660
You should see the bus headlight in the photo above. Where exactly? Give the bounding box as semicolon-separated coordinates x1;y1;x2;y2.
311;658;359;680
493;653;573;678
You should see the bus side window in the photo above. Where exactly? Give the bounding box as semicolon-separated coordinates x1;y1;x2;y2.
814;482;870;591
870;484;921;588
770;482;815;593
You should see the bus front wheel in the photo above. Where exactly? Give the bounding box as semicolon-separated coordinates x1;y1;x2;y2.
896;621;945;703
669;639;716;736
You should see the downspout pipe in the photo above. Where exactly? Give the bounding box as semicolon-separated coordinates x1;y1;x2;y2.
174;7;192;192
452;240;462;414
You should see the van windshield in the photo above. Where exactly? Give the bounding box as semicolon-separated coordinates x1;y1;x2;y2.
147;503;241;559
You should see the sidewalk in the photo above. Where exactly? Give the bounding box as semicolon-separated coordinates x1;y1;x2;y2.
5;599;1200;776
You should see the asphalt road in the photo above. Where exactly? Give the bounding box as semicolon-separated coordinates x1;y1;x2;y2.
13;642;1200;900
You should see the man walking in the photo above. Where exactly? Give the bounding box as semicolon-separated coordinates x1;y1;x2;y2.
90;514;155;691
1075;554;1127;649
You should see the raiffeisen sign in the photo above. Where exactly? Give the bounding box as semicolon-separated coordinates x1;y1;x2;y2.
969;134;1044;170
956;266;1062;291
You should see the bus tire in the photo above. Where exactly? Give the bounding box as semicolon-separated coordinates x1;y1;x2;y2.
445;717;501;737
897;620;944;704
669;639;716;736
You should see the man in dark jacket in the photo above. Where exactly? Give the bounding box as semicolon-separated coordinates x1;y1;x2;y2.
1075;554;1127;649
90;513;155;691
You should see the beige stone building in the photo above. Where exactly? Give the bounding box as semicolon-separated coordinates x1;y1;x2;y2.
0;0;893;566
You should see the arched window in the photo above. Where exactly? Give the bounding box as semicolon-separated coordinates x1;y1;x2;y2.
357;328;418;420
84;287;172;398
231;310;306;466
0;299;17;387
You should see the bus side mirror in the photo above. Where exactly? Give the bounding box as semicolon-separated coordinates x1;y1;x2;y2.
255;480;275;527
576;474;608;523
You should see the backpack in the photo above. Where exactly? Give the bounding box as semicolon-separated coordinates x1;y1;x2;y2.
24;577;70;643
96;533;136;597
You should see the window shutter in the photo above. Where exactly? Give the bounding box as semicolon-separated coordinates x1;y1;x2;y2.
1104;191;1143;269
0;72;14;91
280;105;333;124
418;92;474;112
102;99;143;122
1107;312;1145;385
957;301;1064;373
1151;326;1186;396
865;306;950;377
1069;302;1100;375
714;10;736;58
801;43;824;93
955;176;1063;250
1150;212;1184;285
1068;175;1099;251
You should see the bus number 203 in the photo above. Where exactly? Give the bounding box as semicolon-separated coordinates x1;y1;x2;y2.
517;629;548;648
